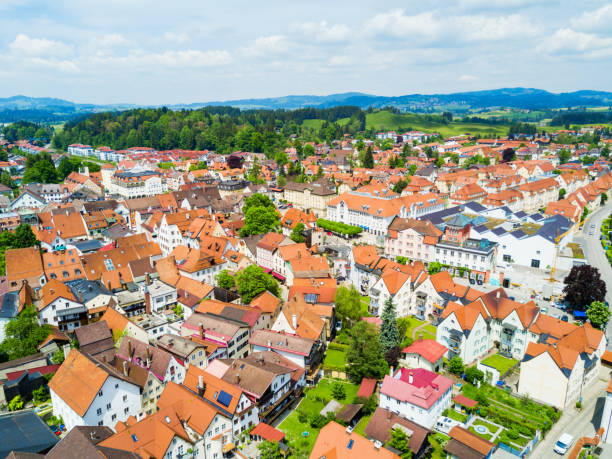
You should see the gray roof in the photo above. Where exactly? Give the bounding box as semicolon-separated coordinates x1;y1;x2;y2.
472;224;489;234
491;227;507;236
66;279;112;304
510;229;526;238
0;410;59;456
529;213;544;221
463;201;487;213
72;239;104;253
0;291;19;319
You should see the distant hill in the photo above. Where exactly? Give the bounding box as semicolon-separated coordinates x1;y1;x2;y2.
1;88;612;123
195;88;612;111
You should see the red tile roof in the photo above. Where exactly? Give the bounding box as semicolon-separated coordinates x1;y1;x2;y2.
250;422;285;443
453;394;478;409
402;339;448;363
356;378;377;398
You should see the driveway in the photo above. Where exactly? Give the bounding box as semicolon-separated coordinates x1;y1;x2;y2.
574;203;612;349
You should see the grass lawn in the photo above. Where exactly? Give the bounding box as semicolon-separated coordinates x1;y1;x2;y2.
472;418;500;434
323;349;347;371
353;413;373;435
469;426;493;441
480;354;518;375
279;379;360;453
301;119;325;130
446;409;468;423
428;433;450;459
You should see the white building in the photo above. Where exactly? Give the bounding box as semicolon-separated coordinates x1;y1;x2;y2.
38;279;87;332
49;349;142;430
380;367;453;428
67;144;94;157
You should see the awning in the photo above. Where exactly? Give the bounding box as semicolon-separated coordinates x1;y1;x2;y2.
222;442;235;453
272;272;286;281
258;265;272;273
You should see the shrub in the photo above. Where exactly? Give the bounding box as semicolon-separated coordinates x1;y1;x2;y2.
317;218;363;236
298;410;308;423
328;342;348;351
331;382;346;401
354;395;378;415
507;429;520;440
309;413;327;428
448;355;464;375
465;366;484;383
479;407;489;417
576;401;582;409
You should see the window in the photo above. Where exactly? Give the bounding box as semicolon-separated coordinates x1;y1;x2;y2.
106;403;111;410
97;408;102;416
98;390;103;397
503;254;511;262
531;259;540;268
124;407;129;414
123;395;127;402
115;383;118;389
111;414;117;421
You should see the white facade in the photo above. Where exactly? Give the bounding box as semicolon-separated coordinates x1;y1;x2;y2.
50;374;141;430
436;312;489;363
68;144;94;156
39;297;86;331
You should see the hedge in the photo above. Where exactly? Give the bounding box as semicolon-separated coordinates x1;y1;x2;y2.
317;218;363;236
328;342;349;351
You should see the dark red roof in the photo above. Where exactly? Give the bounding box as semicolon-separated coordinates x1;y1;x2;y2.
453;394;478;408
402;339;448;363
250;422;285;443
6;364;60;381
357;377;377;398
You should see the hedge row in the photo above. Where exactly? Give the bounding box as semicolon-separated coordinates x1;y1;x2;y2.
317;218;363;236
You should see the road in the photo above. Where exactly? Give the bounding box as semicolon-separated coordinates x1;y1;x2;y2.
529;367;611;459
575;202;612;349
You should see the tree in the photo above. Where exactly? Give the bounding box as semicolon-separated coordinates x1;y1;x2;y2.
501;148;516;163
258;441;283;459
290;222;306;243
334;285;363;327
215;270;235;290
464;366;484;384
0;306;52;362
331;382;346;400
384;346;402;368
380;297;399;354
51;348;65;365
363;146;374;168
13;224;38;249
559;149;571;164
57;157;75;179
428;262;442;275
242;193;275;214
408;164;417;175
8;395;23;411
448;355;464;375
346;321;388;383
0;171;16;190
558;188;566;200
240;206;280;236
354;395;378;415
32;386;49;404
601;193;608;204
563;265;607;310
587;301;611;329
392;179;409;194
235;265;279;304
389;428;413;459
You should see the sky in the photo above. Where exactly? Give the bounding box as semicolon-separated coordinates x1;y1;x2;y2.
0;0;611;105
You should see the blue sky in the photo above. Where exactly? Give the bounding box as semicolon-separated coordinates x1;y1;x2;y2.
0;0;611;105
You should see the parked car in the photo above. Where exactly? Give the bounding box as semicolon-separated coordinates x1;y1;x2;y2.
591;224;595;228
434;417;462;434
554;433;574;455
561;315;569;322
589;231;593;236
477;279;483;285
335;320;342;332
469;278;476;285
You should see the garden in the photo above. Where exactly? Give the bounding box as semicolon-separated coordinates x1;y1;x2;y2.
322;343;348;372
459;382;560;452
278;378;369;454
480;353;518;377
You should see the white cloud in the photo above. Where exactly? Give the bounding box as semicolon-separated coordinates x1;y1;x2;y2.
123;49;232;67
300;21;351;43
96;33;130;48
164;32;191;44
538;28;612;59
460;74;478;81
572;5;612;34
9;34;74;58
329;56;350;66
367;9;538;43
458;0;552;10
242;35;289;57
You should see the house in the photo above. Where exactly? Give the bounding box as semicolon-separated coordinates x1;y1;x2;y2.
183;364;259;437
518;323;606;408
74;321;116;362
446;426;496;459
384;217;443;264
43;425;140;459
249;290;282;326
117;337;186;385
156;334;208;369
256;232;292;272
181;311;251;359
49;349;142;430
283;178;337;217
100;307;149;343
380;367;453;428
271;293;327;343
363;407;430;457
98;382;232;459
37;279;87;331
209;350;305;423
309;421;401;459
5;247;44;291
249;329;320;373
400;339;448;372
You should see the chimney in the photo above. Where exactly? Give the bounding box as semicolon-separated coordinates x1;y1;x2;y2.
128;340;133;358
387;410;392;420
197;375;205;395
390;366;393;377
292;314;297;329
199;323;204;339
122;360;129;376
145;273;151;285
496;290;500;299
267;340;272;347
409;372;414;384
235;375;241;384
78;291;83;303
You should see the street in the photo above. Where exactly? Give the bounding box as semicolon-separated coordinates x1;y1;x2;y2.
529;367;612;459
575;203;612;350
